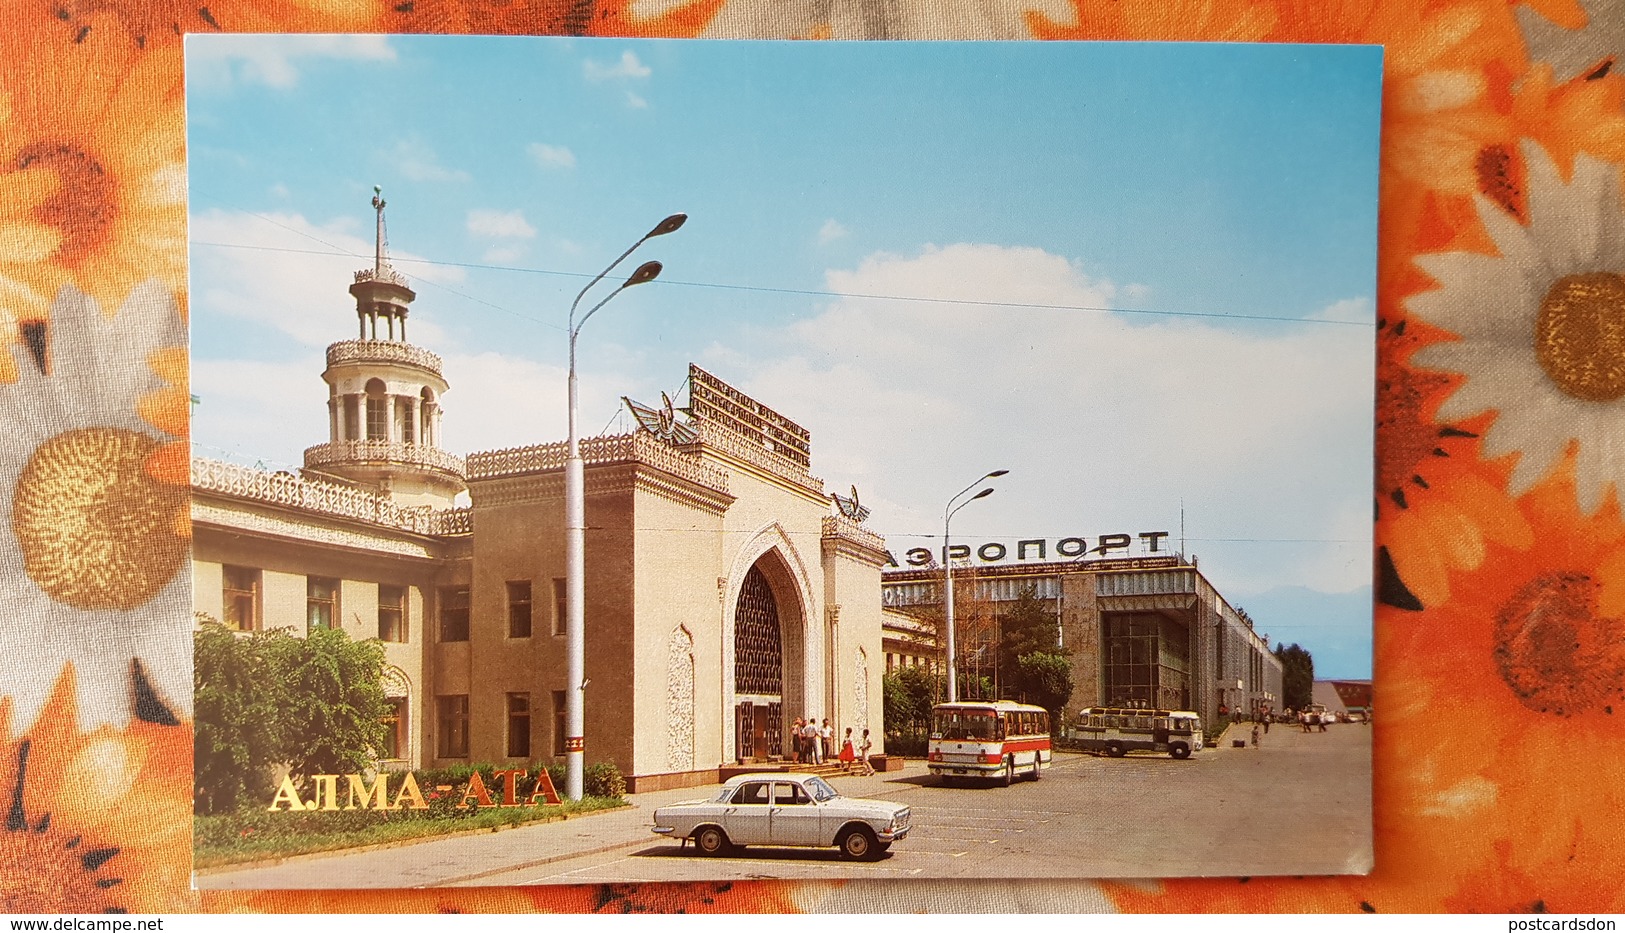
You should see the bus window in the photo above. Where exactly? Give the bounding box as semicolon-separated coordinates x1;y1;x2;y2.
935;708;998;741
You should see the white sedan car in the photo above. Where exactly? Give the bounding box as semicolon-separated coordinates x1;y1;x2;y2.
652;773;910;860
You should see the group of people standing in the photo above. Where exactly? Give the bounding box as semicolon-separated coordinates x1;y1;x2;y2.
789;717;875;775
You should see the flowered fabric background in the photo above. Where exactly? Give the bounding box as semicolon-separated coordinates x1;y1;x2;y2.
2;0;1624;915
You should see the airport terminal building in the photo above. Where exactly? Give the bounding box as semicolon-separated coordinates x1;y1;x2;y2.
192;201;889;791
881;556;1284;727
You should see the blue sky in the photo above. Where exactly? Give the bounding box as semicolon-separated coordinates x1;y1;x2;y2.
186;36;1382;678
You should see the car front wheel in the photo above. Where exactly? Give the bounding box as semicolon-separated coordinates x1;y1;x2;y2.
838;826;881;861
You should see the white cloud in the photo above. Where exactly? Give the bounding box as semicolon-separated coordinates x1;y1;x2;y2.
818;219;849;245
482;244;528;264
626;91;650;109
528;143;577;169
187;34;395;89
392;139;470;184
192;357;328;470
438;352;570;454
189;208;463;348
721;242;1374;599
467;208;537;239
585;50;652;81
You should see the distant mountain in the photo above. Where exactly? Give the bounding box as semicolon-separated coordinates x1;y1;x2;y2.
1231;584;1372;680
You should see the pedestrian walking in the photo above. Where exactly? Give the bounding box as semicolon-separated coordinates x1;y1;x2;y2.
1250;723;1260;748
859;728;875;776
821;719;835;763
1318;714;1328;733
790;717;804;762
839;727;856;771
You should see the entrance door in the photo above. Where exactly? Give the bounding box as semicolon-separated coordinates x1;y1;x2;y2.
736;702;754;761
752;706;771;760
734;564;786;763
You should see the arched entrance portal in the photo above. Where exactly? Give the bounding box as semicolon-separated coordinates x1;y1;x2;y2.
734;564;784;762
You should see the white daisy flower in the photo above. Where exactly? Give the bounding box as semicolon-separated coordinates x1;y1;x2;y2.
1409;139;1625;515
0;282;190;731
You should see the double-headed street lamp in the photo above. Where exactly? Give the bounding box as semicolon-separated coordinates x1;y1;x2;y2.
565;213;686;801
944;469;1008;703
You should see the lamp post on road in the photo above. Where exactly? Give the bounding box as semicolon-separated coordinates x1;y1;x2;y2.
564;213;685;801
944;469;1008;703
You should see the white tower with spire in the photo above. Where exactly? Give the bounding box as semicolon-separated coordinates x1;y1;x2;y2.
302;189;467;507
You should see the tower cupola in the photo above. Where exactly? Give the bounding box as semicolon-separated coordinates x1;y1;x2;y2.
302;189;467;507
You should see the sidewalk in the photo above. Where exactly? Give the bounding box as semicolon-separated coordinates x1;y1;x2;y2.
195;761;933;890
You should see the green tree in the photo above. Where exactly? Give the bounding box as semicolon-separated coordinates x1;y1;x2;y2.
998;585;1063;699
265;625;390;779
882;665;941;741
193;616;287;814
1274;642;1315;711
1016;651;1074;727
193;620;391;814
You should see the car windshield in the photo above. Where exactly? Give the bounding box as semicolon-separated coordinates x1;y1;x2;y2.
805;777;838;802
713;787;736;802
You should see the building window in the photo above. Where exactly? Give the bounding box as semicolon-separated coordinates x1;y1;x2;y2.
222;566;260;631
437;695;469;759
507;581;532;639
400;403;415;444
365;378;387;441
552;690;567;756
380;697;407;760
343;396;360;441
507;693;531;758
439;586;470;642
378;584;407;642
307;577;338;631
551;577;567;637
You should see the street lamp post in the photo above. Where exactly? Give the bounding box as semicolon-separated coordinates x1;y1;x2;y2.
944;469;1008;703
564;214;685;801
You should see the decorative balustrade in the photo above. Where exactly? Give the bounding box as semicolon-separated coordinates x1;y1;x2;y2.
304;439;465;477
354;267;411;289
325;339;443;375
192;458;472;536
696;422;824;493
467;432;730;494
823;514;886;554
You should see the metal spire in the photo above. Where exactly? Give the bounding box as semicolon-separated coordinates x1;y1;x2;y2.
371;185;388;275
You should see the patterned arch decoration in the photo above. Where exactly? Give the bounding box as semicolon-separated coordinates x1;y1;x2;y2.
734;564;783;696
667;625;696;773
379;665;410;698
854;647;870;734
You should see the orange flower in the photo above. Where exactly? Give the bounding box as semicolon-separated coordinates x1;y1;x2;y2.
1028;0;1276;42
15;0;380;48
1375;313;1532;610
0;665;196;914
378;0;718;36
1503;64;1625;188
0;25;186;320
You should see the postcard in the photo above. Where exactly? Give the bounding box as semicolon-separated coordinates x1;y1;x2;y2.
187;35;1380;887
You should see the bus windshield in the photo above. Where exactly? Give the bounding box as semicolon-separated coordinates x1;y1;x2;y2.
934;708;998;741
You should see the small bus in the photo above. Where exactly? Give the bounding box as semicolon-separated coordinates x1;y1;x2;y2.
926;701;1052;786
1070;706;1204;759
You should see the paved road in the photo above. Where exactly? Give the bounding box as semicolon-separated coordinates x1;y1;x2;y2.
197;721;1370;888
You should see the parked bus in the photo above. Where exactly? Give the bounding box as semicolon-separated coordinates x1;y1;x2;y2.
1070;706;1204;759
926;701;1051;786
